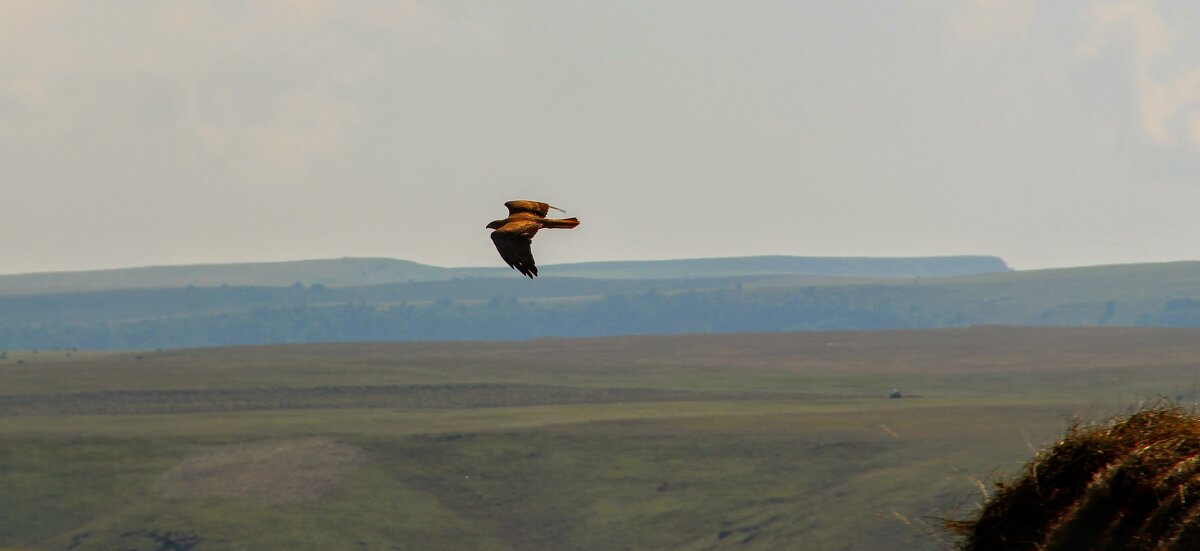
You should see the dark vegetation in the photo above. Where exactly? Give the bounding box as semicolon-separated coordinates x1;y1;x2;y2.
950;405;1200;550
0;285;945;348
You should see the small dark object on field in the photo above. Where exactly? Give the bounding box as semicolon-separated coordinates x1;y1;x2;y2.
889;389;902;399
947;404;1200;550
486;200;580;278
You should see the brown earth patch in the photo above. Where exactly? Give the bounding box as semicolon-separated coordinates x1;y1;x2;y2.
155;437;367;503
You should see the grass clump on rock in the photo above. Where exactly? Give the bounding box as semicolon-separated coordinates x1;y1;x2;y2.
951;404;1200;550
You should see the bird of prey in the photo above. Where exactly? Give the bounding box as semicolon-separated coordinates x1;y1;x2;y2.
486;200;580;278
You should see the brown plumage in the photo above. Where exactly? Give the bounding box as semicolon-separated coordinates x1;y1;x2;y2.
486;200;580;278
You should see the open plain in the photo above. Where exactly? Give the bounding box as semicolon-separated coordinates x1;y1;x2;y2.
3;326;1199;550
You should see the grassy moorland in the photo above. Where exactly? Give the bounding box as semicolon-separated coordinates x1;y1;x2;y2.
2;327;1199;550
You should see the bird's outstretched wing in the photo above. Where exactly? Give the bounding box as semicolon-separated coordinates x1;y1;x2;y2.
505;200;564;218
491;231;538;278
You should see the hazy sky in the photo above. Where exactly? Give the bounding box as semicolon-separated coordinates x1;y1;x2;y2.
4;0;1200;274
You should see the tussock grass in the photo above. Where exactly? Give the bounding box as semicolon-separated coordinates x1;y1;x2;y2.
950;404;1200;550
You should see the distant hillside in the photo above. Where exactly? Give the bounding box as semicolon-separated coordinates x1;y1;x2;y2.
0;258;454;295
0;255;1009;295
459;255;1010;280
6;260;1200;349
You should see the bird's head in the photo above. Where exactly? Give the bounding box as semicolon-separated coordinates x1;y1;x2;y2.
486;220;505;230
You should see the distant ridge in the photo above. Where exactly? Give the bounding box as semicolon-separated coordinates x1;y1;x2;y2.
0;255;1009;295
12;259;1200;349
0;258;453;295
460;255;1011;280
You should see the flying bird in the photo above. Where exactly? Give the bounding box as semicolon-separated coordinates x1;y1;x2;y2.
487;200;580;278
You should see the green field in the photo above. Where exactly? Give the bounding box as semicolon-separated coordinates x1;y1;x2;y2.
3;327;1199;550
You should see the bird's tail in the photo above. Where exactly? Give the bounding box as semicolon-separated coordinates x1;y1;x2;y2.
542;217;580;229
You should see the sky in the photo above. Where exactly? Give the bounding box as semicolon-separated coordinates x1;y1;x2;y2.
4;0;1200;274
